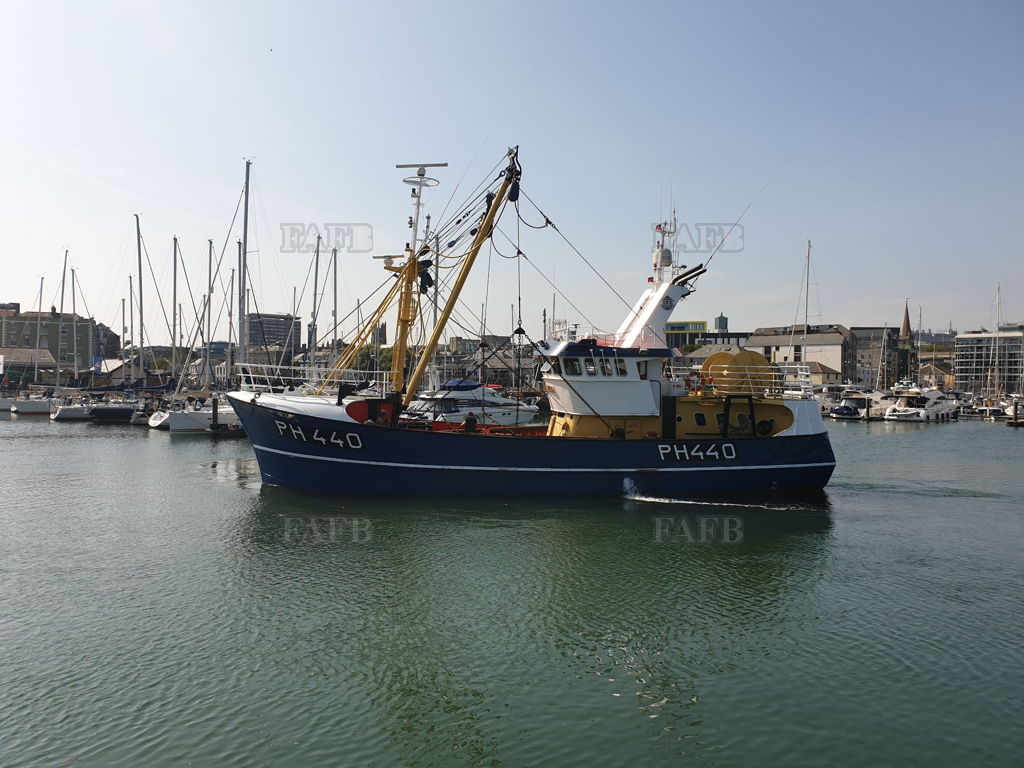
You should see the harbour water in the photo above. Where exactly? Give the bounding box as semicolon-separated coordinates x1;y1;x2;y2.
1;414;1021;766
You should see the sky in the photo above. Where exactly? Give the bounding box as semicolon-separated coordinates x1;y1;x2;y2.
2;0;1022;349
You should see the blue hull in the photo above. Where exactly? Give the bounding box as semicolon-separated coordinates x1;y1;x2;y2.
228;395;836;497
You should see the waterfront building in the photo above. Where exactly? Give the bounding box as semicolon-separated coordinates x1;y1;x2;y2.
0;310;102;375
744;324;858;382
665;314;749;349
895;302;918;382
953;323;1024;395
0;346;57;388
246;313;301;359
850;326;901;387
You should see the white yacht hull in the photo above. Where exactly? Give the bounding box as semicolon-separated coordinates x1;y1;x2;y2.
148;410;171;429
167;406;240;434
51;405;94;420
11;399;52;414
0;397;14;411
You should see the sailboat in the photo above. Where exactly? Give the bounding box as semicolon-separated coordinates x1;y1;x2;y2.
226;149;836;497
10;277;53;415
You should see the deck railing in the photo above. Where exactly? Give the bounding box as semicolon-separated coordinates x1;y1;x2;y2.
665;364;815;398
236;363;394;394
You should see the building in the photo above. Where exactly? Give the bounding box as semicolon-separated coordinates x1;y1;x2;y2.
0;310;100;373
744;324;858;382
0;347;57;388
953;323;1024;396
95;323;121;359
677;343;745;368
850;326;900;388
664;320;707;347
894;302;918;382
805;361;842;387
665;314;749;349
920;362;954;390
246;313;301;358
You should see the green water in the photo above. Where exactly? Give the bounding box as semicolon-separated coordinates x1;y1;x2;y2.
1;414;1021;766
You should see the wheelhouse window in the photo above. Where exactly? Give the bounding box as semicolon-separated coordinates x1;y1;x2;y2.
694;412;707;426
564;358;582;376
615;359;627;376
638;361;648;380
584;358;597;376
599;358;613;376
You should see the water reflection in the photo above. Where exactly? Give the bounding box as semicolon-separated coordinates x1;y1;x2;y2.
223;488;833;763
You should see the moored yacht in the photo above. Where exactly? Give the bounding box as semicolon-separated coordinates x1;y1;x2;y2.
828;389;889;421
166;398;240;434
10;396;53;415
400;379;540;428
883;382;956;422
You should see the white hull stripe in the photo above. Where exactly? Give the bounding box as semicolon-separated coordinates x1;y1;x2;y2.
253;444;836;473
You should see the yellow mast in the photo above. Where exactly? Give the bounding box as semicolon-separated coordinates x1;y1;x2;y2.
386;252;421;393
402;150;519;406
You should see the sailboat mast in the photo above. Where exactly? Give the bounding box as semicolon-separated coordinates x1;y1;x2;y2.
171;236;178;379
238;161;251;366
33;277;43;384
128;275;135;383
206;239;214;386
332;246;338;355
57;249;68;387
71;268;78;383
309;235;320;364
804;239;811;336
995;283;1001;397
135;214;144;385
121;297;126;385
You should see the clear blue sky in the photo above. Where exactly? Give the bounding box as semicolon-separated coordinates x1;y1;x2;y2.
2;0;1022;346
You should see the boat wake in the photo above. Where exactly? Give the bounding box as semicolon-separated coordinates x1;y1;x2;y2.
621;479;809;510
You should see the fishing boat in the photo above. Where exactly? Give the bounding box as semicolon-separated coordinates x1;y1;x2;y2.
227;149;836;497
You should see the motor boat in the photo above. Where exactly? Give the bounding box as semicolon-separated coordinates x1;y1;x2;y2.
399;379;540;427
828;389;888;420
883;383;957;422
